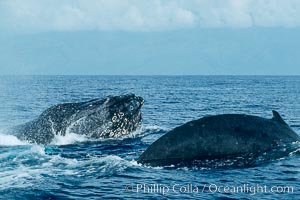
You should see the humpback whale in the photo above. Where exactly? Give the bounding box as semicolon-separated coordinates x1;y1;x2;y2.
138;111;300;166
13;94;144;145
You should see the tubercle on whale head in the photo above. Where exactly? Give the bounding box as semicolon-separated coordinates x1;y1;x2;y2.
105;94;144;113
108;94;144;119
96;94;144;136
110;93;143;104
76;94;144;112
60;94;144;138
80;94;144;120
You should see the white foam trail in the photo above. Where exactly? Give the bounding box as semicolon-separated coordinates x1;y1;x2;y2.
51;132;89;145
0;133;27;146
0;124;167;146
51;125;155;145
30;145;46;155
122;129;143;139
143;125;169;131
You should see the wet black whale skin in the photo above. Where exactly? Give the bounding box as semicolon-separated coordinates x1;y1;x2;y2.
138;111;300;166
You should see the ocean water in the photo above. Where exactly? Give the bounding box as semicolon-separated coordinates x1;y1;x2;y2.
0;75;299;200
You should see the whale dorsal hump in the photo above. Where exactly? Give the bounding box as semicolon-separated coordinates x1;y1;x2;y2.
272;110;288;125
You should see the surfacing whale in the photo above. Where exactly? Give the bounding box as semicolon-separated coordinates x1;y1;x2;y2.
138;111;300;166
13;94;144;145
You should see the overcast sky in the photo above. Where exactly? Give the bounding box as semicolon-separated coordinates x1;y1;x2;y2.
1;0;300;75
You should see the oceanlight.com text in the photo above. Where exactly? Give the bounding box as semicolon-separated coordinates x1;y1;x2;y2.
125;183;294;196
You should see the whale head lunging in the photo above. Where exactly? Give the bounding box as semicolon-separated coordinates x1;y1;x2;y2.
66;93;144;138
14;94;144;144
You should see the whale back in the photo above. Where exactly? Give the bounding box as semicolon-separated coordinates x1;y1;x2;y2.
138;111;300;166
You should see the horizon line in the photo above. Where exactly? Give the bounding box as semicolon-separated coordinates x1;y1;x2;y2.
1;74;300;76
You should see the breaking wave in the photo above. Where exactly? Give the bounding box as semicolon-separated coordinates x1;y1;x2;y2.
0;133;28;146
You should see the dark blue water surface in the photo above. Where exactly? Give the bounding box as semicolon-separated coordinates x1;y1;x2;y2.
0;76;299;199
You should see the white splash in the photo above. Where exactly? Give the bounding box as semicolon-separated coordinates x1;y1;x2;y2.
143;125;169;131
0;133;27;146
51;132;89;145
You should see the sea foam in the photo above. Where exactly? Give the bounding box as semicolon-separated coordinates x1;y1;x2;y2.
0;133;27;146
